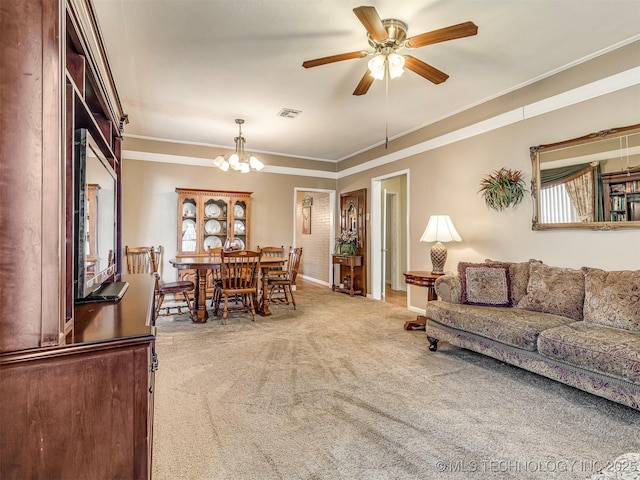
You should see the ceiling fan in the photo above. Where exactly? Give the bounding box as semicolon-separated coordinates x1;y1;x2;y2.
302;6;478;95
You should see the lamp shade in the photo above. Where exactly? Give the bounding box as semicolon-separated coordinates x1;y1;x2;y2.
420;215;462;243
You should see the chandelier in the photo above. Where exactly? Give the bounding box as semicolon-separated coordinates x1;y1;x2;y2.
213;119;264;173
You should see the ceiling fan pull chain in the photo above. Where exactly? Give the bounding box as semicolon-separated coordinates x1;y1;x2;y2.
385;61;389;149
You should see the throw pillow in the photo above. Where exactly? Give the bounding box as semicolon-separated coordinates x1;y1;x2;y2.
485;258;542;305
516;263;585;321
458;262;512;307
582;267;640;332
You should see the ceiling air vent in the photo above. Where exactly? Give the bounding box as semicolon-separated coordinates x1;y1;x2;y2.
277;108;302;119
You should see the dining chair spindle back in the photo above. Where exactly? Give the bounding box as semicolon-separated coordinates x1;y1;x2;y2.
125;245;195;320
267;247;303;309
213;249;262;324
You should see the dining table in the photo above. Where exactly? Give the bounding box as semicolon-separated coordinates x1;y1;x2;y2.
169;255;286;323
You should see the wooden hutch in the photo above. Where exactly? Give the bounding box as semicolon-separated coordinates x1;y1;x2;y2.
0;1;156;478
175;188;252;294
332;189;367;296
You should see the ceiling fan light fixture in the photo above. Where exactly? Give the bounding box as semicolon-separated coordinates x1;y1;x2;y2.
367;52;405;80
368;54;386;80
213;119;263;173
388;52;405;79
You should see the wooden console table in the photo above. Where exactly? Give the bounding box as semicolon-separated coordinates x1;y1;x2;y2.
332;255;364;297
403;271;444;330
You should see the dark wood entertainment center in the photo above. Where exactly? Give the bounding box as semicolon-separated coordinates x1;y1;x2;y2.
0;1;156;478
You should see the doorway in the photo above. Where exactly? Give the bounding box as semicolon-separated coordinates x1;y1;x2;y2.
371;170;409;306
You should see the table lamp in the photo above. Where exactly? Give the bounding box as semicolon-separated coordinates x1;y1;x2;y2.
420;215;462;274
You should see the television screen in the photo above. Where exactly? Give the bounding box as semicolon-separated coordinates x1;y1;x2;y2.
74;129;117;300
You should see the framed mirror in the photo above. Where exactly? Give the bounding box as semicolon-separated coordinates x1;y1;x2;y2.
531;123;640;230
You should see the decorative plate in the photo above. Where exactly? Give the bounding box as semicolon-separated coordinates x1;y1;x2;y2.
226;238;245;250
205;219;221;234
203;236;222;250
234;219;245;234
205;203;222;218
234;204;244;218
182;218;196;234
182;202;196;217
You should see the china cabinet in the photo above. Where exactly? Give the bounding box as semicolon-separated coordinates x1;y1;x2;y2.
333;189;367;296
176;188;252;290
0;0;154;477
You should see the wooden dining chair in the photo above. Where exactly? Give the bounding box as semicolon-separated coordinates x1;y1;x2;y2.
267;247;302;309
125;245;195;320
207;246;223;307
213;249;262;324
257;245;285;269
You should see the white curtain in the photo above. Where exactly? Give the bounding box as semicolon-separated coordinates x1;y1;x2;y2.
565;170;594;222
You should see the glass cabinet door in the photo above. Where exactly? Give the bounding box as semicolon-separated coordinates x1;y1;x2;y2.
231;199;248;250
202;198;227;252
180;197;197;253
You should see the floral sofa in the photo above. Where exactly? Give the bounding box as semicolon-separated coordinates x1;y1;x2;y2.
424;259;640;410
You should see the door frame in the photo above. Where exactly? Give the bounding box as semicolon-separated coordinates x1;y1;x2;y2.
292;187;336;287
384;190;402;291
371;169;410;302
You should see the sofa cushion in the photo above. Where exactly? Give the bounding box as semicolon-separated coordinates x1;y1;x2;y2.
538;322;640;384
425;300;575;351
459;262;511;307
582;267;640;333
516;263;585;321
485;258;542;305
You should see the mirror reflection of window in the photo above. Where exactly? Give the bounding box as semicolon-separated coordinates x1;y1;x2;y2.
540;183;579;223
532;124;640;229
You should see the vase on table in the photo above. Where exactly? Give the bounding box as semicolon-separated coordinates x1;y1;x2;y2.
340;242;357;256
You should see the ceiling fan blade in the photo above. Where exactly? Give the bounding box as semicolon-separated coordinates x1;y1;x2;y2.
353;71;374;96
302;51;368;69
353;6;387;41
404;56;449;84
405;21;478;48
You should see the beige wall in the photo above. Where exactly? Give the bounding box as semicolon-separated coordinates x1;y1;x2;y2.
121;159;335;280
121;40;640;313
341;85;640;311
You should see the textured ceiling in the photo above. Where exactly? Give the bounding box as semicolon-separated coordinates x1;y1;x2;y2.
93;0;640;162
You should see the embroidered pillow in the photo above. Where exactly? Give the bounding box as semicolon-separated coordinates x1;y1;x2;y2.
485;258;542;305
458;262;512;307
582;267;640;332
516;263;584;321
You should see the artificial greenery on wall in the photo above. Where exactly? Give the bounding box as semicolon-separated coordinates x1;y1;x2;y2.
479;168;527;211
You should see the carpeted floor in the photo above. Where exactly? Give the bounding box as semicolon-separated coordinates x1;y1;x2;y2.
152;288;640;480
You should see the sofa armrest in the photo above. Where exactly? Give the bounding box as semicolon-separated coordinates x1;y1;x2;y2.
434;275;462;304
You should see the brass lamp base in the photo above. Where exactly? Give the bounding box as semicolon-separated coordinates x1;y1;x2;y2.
430;241;447;274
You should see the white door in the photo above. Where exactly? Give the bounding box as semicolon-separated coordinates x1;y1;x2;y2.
381;189;388;298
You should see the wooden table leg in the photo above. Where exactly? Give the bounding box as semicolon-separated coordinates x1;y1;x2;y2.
192;267;208;323
404;315;426;331
256;266;272;316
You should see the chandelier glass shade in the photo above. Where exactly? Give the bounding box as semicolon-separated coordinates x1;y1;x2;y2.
368;52;405;80
213;119;264;173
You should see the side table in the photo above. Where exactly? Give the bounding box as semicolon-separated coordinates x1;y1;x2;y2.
332;255;364;297
402;271;444;330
